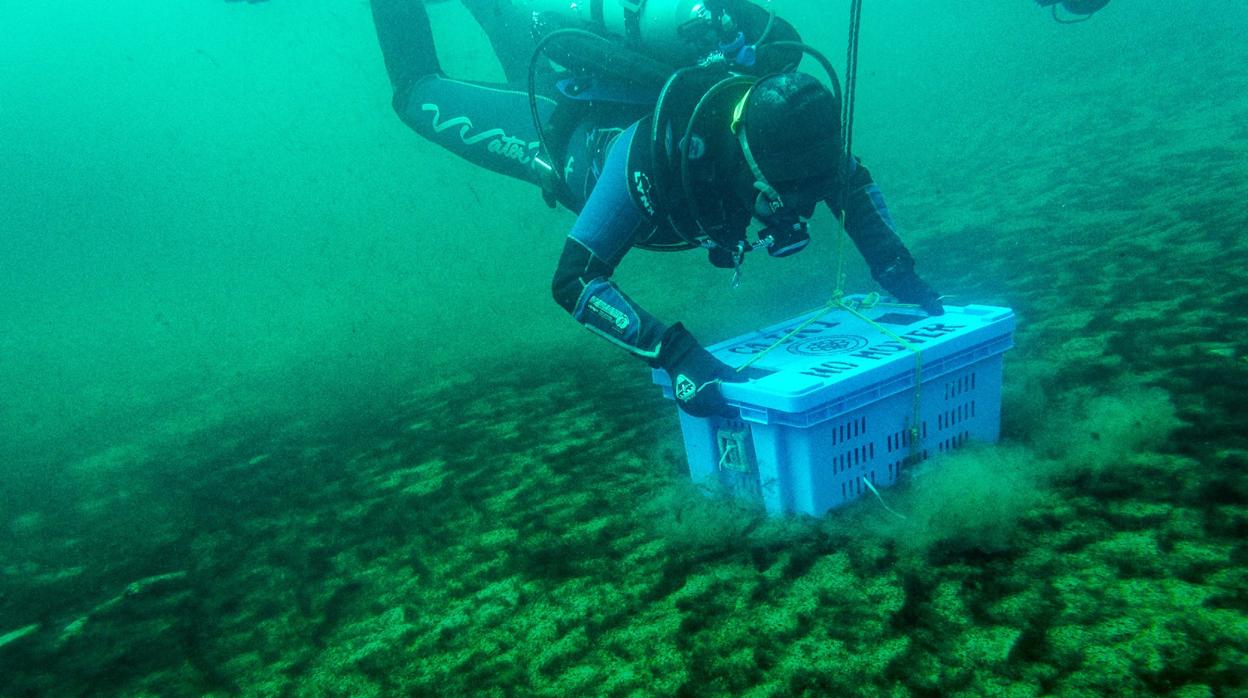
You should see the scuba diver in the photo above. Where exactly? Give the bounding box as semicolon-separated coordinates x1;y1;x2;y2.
369;0;943;418
1036;0;1111;22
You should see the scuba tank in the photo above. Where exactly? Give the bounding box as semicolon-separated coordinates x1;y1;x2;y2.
516;0;739;67
524;0;751;210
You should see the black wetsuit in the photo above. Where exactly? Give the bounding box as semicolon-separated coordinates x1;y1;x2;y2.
370;0;928;364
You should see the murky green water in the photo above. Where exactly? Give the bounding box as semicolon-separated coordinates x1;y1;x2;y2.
2;1;1246;695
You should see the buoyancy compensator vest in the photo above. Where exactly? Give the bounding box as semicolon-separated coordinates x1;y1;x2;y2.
625;40;845;267
525;2;844;267
625;60;756;254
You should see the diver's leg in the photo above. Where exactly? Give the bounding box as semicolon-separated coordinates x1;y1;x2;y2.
370;0;562;187
370;0;444;93
394;76;559;186
460;0;537;85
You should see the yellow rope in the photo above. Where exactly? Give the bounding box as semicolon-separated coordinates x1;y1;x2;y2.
734;295;843;373
835;206;848;295
836;300;924;460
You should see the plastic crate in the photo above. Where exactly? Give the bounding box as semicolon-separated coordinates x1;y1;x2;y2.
653;299;1015;516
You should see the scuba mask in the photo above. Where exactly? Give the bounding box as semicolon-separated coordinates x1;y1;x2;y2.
756;208;811;258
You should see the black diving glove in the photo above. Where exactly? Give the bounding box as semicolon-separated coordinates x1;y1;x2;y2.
879;265;945;316
656;323;742;418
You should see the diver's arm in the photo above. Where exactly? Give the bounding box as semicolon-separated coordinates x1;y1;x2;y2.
551;237;739;417
550;125;737;416
549;123;668;361
551;238;668;363
837;160;944;314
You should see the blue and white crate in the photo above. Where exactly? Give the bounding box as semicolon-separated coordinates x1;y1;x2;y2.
653;299;1016;516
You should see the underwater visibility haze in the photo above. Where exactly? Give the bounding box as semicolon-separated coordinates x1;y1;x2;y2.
1;0;1246;694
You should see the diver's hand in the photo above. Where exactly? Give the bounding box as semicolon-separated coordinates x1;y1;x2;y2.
918;291;946;316
657;323;743;418
898;275;944;316
880;266;944;316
